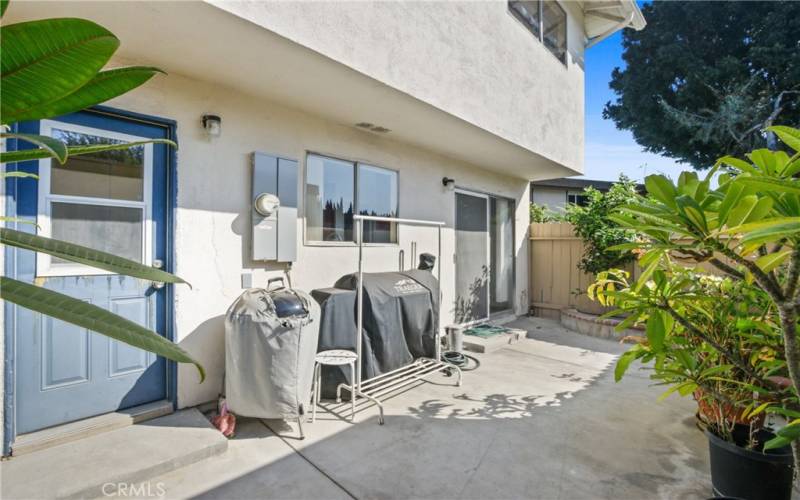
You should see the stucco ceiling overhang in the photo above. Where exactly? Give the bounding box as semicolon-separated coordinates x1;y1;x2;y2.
5;1;584;181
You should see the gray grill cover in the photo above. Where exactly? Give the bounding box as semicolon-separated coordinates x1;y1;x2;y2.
312;270;439;397
224;288;320;420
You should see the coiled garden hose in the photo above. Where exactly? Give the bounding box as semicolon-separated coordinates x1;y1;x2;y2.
441;351;480;371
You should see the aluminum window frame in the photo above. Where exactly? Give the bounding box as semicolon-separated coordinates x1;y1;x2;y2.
36;119;153;277
508;0;568;66
566;190;589;206
302;151;400;247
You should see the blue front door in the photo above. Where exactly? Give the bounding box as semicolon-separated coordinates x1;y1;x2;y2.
11;110;170;434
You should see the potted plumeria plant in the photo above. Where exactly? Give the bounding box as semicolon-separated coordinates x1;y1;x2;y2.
589;126;800;500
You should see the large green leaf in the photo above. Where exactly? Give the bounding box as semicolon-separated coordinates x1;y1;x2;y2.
740;221;800;246
716;155;758;176
9;66;165;124
645;175;677;208
1;18;119;124
726;195;758;228
0;276;204;381
748;149;776;175
767;126;800;153
764;421;800;451
0;138;177;164
0;228;189;285
646;313;666;352
784;158;800;178
737;177;800;195
716;181;745;226
755;250;792;273
1;132;67;163
615;349;639;382
675;195;708;233
726;217;800;234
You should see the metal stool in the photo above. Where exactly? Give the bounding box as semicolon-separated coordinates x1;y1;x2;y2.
312;349;358;422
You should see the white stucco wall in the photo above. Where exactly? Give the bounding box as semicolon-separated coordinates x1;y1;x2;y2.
102;65;532;408
211;0;586;173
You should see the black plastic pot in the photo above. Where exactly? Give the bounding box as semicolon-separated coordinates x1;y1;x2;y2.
706;429;794;500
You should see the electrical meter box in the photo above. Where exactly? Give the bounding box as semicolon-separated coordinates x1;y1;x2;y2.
251;152;298;262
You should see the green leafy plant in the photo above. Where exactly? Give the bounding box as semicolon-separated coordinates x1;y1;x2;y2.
562;175;639;274
1;3;204;380
591;125;800;464
590;266;791;448
529;202;558;223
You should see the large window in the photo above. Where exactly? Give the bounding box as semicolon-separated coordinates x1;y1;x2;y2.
305;154;398;244
509;0;567;64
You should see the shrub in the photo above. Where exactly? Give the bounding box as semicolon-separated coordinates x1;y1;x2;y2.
563;175;639;274
529;203;558;223
590;125;800;461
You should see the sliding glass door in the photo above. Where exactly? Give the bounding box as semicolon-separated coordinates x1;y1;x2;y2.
455;191;489;324
454;191;515;324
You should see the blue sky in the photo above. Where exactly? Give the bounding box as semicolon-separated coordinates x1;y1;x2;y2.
582;30;686;183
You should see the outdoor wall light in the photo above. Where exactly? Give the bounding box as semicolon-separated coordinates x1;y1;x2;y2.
202;114;222;137
442;177;456;191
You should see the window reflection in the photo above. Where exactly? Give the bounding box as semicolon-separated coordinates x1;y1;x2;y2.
50;129;144;201
305;155;398;243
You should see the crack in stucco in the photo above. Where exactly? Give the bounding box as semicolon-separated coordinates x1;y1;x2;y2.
209;214;228;298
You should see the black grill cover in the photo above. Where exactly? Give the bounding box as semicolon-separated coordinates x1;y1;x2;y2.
312;270;439;398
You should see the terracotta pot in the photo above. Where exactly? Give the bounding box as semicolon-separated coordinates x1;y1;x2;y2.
693;389;765;428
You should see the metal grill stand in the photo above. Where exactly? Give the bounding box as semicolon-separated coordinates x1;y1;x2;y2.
336;215;462;425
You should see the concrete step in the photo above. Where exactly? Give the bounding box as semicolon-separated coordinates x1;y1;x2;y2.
12;399;173;456
463;327;526;353
0;408;228;500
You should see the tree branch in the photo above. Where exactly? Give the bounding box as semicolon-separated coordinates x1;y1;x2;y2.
784;247;800;302
660;303;772;388
712;241;785;302
709;258;745;280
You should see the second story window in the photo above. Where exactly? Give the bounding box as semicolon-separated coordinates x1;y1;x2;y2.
509;0;567;64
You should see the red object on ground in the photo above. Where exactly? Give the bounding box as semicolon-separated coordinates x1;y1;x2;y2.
212;400;236;438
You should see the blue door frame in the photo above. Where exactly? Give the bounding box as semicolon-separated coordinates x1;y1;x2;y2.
3;105;179;455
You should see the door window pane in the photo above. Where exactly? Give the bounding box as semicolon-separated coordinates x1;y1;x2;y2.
305;154;354;242
357;164;398;244
542;1;567;62
50;202;143;263
50;128;144;201
490;197;515;313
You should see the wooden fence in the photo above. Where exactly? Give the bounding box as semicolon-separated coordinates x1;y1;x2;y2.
528;223;732;319
528;223;639;319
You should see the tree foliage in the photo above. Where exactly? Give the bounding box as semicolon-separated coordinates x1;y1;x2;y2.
529;202;558;223
604;1;800;169
563;176;639;274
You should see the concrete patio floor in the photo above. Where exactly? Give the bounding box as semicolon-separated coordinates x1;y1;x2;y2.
136;316;711;500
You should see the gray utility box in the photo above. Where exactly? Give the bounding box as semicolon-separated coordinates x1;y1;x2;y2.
252;152;298;262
